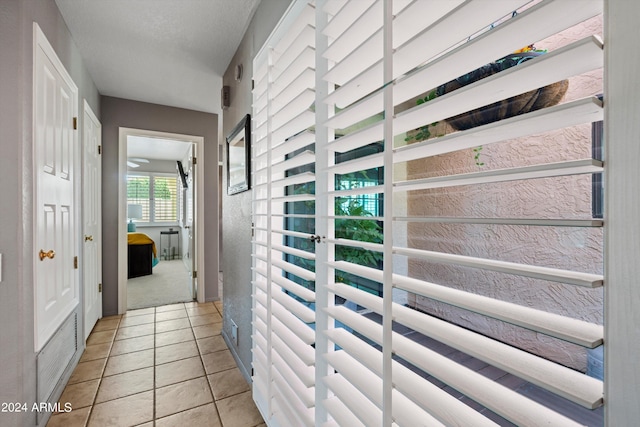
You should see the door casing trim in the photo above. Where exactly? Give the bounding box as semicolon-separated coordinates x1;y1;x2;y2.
117;127;205;314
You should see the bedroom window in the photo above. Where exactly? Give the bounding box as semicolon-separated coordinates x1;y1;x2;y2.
127;174;179;224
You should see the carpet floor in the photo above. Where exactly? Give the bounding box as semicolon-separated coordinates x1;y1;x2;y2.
127;259;193;309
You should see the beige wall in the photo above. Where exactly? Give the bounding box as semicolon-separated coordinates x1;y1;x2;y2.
405;16;603;371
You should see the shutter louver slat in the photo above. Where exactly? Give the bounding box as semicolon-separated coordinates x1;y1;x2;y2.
322;0;376;49
322;0;439;88
394;35;603;135
272;89;315;130
323;0;347;16
272;25;315;72
272;3;315;55
328;35;603;145
271;172;315;189
393;0;604;107
256;293;315;345
272;274;316;303
272;68;315;110
272;350;315;408
326;328;500;427
331;304;587;426
271;47;315;92
272;333;315;387
271;228;315;240
271;286;315;324
324;0;524;109
323;374;382;427
393;96;603;162
330;184;383;198
271;110;315;145
393;246;603;288
394;159;603;192
325;351;453;427
272;130;315;158
271;258;316;282
326;152;383;175
328;283;603;409
271;243;316;260
323;397;366;427
271;150;315;174
270;314;315;366
270;193;315;203
394;274;603;347
271;374;315;426
329;261;602;345
393;333;586;427
393;216;603;227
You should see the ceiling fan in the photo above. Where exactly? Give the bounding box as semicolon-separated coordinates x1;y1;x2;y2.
127;157;150;168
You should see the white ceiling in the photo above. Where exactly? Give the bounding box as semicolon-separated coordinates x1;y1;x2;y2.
55;0;261;114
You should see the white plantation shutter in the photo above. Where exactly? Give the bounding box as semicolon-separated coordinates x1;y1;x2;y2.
252;1;605;426
153;176;178;222
252;2;318;426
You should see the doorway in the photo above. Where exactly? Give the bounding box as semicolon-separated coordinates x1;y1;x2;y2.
117;128;205;313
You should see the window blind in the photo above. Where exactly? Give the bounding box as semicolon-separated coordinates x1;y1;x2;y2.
153;176;178;222
127;175;151;222
252;1;605;426
252;2;318;425
126;174;179;223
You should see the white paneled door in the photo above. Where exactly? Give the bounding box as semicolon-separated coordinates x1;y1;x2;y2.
187;144;197;298
83;100;102;340
33;24;79;351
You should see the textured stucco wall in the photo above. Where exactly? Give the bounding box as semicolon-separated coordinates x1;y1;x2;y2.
221;0;293;381
405;16;603;371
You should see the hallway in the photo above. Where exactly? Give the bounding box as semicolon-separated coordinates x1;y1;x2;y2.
46;301;264;427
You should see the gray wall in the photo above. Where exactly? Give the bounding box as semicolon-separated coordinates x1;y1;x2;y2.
221;0;292;380
101;96;219;315
0;1;100;426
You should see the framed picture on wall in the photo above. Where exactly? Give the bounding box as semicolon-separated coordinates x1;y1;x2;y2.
226;114;251;195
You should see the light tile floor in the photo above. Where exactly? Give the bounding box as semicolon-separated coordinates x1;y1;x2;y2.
47;300;265;427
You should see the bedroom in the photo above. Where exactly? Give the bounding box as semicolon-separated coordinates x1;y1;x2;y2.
125;133;197;309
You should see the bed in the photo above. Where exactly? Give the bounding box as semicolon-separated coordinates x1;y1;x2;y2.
127;232;158;279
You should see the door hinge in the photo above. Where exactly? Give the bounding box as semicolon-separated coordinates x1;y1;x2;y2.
73;256;78;269
73;117;77;130
192;271;197;279
98;145;102;155
192;157;197;165
98;283;102;293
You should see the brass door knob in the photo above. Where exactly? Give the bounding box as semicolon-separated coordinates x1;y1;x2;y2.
85;235;93;241
39;249;55;261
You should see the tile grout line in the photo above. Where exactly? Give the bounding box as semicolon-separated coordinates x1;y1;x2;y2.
82;315;119;426
52;303;238;426
192;305;225;427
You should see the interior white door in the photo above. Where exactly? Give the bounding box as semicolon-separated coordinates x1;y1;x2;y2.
33;24;79;351
83;101;102;340
187;145;197;298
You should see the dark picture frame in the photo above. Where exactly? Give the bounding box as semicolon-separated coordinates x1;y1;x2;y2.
226;114;251;195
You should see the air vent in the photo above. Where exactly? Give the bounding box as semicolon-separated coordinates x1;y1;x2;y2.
37;313;77;405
